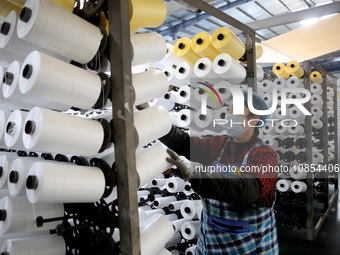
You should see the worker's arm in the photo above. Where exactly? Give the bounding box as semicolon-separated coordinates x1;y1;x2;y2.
159;125;227;164
189;172;260;206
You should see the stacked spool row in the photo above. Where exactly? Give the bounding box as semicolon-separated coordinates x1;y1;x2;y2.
261;63;336;230
272;61;323;85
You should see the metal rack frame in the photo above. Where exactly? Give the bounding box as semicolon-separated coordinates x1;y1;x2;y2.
303;60;339;241
108;0;259;254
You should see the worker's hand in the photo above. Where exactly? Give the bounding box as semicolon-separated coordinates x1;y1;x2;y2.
166;149;191;181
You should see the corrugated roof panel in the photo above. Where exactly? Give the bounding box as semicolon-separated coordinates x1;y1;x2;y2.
281;0;307;12
254;0;292;15
195;20;219;31
270;25;291;34
257;29;279;39
236;2;273;20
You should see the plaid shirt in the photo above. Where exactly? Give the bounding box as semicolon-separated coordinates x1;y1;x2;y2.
190;135;278;208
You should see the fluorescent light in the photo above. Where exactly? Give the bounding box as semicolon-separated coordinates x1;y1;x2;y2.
320;14;336;20
300;13;337;27
300;18;318;27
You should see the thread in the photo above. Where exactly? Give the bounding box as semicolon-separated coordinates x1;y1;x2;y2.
2;61;24;100
134;106;172;148
163;43;182;65
136;143;171;187
310;71;323;84
311;94;323;107
256;65;264;81
166;177;186;193
4;110;28;150
288;92;302;100
258;80;273;92
8;157;43;197
0;111;9;148
165;232;181;249
291;181;307;193
185;245;197;255
194;57;219;78
140;214;174;255
273;78;286;89
194;108;213;130
310;83;323;95
131;33;167;66
276;179;292;192
180;200;202;220
17;0;102;64
273;63;290;79
175;85;191;105
211;27;245;60
153;196;177;209
289;165;307;180
5;0;75;12
0;154;16;189
312;116;323;129
176;109;192;128
133;68;169;106
191;32;221;61
288;124;304;136
287;60;304;78
174;61;194;82
0;11;63;62
173;37;201;66
214;106;229;120
19;51;103;110
155;94;175;111
274;123;288;135
168;200;187;211
288;107;305;121
26;161;105;203
287;77;303;88
23;107;106;157
129;0;166;33
171;218;188;233
0;196;64;234
1;234;66;254
181;221;201;240
212;53;246;84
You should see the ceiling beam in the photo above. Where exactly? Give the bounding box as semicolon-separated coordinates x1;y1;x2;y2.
158;0;256;36
231;2;340;34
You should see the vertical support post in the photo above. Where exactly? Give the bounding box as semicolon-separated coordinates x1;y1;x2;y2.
108;1;141;254
321;71;329;212
332;77;339;191
245;33;257;91
303;61;314;241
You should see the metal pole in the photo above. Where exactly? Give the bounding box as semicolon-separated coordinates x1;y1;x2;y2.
108;0;141;254
332;77;339;191
303;61;314;241
320;71;329;212
245;33;257;91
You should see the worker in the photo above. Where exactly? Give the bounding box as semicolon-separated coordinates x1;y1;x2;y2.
160;89;279;254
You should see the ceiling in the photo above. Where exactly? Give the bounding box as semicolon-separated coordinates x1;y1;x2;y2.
143;0;340;74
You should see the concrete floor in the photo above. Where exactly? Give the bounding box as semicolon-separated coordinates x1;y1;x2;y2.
278;185;340;255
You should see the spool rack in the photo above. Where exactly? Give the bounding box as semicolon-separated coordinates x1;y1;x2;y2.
302;61;338;241
107;0;259;254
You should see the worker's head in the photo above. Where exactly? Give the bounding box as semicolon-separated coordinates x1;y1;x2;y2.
226;89;269;141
